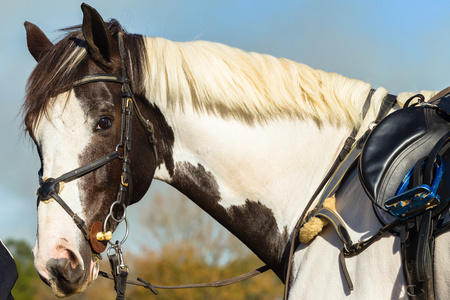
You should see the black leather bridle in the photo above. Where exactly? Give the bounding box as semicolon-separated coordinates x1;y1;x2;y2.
36;31;157;254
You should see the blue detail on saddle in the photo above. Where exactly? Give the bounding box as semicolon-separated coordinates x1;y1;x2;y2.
384;156;445;220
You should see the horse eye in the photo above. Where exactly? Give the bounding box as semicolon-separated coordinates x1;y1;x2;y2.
95;117;113;131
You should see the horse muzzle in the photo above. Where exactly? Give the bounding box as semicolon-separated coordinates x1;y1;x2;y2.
33;239;99;297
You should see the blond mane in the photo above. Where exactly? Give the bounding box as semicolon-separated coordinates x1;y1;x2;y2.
142;37;375;126
24;25;437;133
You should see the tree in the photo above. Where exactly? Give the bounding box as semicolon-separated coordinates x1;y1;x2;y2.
137;191;251;264
124;244;283;300
87;189;284;299
122;190;284;299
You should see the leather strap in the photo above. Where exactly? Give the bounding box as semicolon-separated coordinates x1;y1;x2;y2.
73;74;128;87
300;91;397;245
108;251;129;300
427;86;450;103
401;212;435;300
311;91;397;217
375;93;397;123
52;192;91;241
43;151;120;185
314;207;353;246
98;265;270;292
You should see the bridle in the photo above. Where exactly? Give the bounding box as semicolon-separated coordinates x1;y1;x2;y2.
36;31;158;255
36;30;158;299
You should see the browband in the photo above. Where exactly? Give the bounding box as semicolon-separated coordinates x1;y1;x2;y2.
73;74;129;87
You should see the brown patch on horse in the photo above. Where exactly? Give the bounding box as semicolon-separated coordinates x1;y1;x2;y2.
171;162;289;280
75;84;175;229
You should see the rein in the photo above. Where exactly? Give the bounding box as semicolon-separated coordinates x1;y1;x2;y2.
97;266;271;295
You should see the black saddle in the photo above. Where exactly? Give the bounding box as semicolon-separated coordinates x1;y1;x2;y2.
358;91;450;299
359;93;450;218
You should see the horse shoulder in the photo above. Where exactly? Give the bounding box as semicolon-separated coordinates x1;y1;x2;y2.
289;173;406;299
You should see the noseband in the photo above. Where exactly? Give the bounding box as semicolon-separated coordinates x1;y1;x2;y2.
36;31;157;254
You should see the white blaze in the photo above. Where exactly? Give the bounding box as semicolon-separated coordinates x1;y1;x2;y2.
32;91;92;277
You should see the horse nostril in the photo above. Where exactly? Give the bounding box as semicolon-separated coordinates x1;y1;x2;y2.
65;248;79;269
48;257;82;279
47;257;85;296
44;245;87;296
55;244;81;269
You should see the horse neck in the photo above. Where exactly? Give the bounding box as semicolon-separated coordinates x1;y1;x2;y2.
149;105;368;279
138;37;394;277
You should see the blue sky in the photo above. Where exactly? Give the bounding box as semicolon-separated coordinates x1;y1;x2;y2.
2;0;450;248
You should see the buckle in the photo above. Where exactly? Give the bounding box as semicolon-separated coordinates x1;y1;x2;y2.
339;136;356;160
37;177;64;203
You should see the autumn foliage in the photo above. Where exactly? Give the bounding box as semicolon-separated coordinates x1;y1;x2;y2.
7;188;283;299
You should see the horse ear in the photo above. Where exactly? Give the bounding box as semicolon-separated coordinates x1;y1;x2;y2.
24;22;54;62
81;3;119;69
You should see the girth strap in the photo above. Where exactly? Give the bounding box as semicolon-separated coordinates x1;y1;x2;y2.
398;133;450;299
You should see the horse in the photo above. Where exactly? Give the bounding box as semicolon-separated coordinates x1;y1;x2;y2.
22;4;449;299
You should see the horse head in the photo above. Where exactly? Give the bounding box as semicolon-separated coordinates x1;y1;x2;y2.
24;4;157;296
